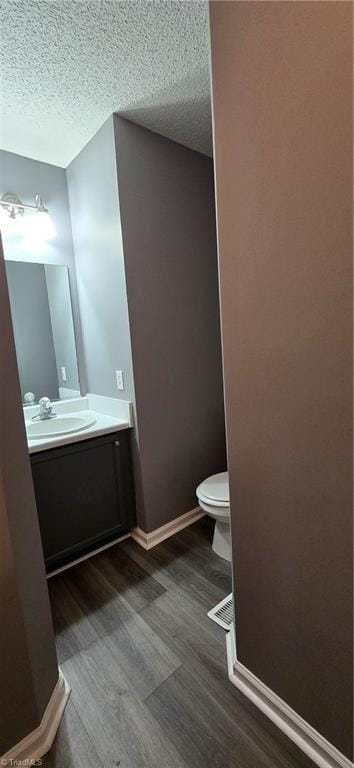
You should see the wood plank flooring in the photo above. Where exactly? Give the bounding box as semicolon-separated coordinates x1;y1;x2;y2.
45;517;315;768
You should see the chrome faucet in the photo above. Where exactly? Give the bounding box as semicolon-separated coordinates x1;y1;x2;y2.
32;396;57;421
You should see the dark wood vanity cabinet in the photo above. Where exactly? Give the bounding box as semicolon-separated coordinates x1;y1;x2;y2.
30;430;135;572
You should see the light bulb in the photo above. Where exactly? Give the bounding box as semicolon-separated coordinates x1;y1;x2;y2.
0;207;25;237
36;210;56;240
23;210;56;244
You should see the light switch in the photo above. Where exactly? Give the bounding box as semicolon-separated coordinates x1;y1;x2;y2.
116;370;124;391
61;366;67;382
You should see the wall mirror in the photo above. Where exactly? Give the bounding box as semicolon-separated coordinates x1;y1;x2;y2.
5;261;80;404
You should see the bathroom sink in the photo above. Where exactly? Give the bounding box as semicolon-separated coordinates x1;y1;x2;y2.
26;414;96;439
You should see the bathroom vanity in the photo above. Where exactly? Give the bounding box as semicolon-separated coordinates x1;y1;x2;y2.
30;428;134;572
5;259;136;572
24;396;135;572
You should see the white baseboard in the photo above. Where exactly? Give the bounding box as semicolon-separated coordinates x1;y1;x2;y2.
1;671;70;765
131;506;205;550
226;627;353;768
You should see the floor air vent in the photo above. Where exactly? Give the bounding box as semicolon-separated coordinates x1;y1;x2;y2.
207;593;234;630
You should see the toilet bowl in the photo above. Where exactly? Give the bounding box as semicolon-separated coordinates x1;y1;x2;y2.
196;472;231;562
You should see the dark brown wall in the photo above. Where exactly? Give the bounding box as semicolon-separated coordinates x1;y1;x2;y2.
209;1;353;759
0;238;58;754
114;117;226;532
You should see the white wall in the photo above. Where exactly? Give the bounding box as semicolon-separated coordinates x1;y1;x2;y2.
66;116;135;402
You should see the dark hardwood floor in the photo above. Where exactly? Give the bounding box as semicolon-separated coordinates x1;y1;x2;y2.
45;517;315;768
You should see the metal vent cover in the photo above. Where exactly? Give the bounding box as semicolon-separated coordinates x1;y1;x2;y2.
207;593;234;630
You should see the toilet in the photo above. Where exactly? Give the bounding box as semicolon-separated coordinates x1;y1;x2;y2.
196;472;231;562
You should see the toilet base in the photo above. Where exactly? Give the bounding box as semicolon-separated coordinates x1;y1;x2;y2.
212;519;232;562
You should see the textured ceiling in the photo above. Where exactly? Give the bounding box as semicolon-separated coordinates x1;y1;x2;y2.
0;0;212;167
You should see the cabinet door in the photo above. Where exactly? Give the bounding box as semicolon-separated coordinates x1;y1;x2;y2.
31;432;134;568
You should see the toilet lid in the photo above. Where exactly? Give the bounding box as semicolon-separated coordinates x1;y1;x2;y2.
197;472;229;505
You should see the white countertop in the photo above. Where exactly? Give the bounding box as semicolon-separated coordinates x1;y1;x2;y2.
25;394;133;454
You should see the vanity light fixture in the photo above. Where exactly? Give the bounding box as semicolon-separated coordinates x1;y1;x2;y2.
0;192;55;240
0;191;48;218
